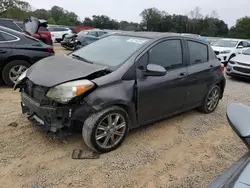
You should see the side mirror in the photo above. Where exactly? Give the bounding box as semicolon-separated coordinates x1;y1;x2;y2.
227;104;250;150
144;64;166;77
237;45;243;49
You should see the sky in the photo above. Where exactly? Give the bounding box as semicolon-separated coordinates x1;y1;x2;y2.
25;0;250;27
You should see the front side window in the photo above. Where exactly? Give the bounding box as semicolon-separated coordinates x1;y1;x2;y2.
243;41;250;48
188;41;208;64
71;35;149;68
148;40;183;69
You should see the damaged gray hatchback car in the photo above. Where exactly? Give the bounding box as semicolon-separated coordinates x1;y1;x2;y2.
15;32;226;153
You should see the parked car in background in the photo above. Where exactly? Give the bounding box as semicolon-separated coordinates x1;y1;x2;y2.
15;32;225;153
226;48;250;78
0;26;54;86
211;39;250;65
80;29;109;37
209;103;250;188
48;26;76;43
61;31;99;50
0;18;53;45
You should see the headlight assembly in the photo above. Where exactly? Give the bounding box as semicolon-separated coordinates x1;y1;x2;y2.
46;80;94;103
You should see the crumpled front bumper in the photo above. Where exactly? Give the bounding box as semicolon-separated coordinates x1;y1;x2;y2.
21;92;94;132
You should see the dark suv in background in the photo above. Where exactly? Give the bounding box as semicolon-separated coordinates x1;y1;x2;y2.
0;18;53;45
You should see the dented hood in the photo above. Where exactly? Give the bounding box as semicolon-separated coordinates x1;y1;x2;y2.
26;55;106;87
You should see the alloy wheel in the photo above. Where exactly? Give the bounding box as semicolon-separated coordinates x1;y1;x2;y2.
9;65;27;83
207;87;220;111
95;113;126;149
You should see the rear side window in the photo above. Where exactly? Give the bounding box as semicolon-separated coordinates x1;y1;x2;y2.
149;39;183;70
0;32;18;41
0;20;22;32
188;41;208;64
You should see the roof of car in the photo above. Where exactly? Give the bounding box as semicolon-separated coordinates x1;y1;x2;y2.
112;31;199;40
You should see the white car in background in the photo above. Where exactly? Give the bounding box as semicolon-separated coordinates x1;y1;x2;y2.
48;26;76;43
211;39;250;65
226;48;250;78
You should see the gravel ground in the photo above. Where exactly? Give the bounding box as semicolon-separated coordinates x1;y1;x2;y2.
0;45;249;188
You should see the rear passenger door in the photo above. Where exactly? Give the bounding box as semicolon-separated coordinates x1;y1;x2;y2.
184;40;218;108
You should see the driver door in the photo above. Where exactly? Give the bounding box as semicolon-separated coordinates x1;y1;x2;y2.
136;39;189;124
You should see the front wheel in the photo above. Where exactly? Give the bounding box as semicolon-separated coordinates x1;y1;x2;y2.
199;85;221;114
82;106;129;153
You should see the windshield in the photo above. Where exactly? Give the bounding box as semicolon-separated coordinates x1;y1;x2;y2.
78;31;89;36
243;48;250;55
71;35;149;67
212;40;238;47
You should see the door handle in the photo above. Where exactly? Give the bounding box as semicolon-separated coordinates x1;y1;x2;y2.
179;72;187;78
0;50;7;54
210;65;214;68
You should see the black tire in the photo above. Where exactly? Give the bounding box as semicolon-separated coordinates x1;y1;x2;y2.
82;106;129;153
198;85;221;114
2;60;30;87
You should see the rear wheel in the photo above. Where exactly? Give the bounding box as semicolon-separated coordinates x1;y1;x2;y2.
199;85;221;114
82;106;129;153
2;60;30;87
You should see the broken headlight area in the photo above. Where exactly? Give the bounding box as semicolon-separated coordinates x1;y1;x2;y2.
20;79;95;133
46;79;94;104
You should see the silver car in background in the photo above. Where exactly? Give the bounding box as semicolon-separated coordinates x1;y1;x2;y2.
226;48;250;78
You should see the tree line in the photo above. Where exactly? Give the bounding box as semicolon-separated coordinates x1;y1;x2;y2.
1;0;250;39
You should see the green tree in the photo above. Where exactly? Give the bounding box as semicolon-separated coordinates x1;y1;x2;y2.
33;9;51;20
0;0;31;12
47;17;56;24
233;17;250;38
83;17;93;26
140;8;165;31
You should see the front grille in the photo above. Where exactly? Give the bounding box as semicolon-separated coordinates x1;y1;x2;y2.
214;51;219;55
234;67;250;74
24;79;52;105
237;62;250;67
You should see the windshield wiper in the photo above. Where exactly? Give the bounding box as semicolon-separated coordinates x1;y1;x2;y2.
71;54;93;64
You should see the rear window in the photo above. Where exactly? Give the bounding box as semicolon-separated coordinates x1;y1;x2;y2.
15;22;25;31
0;20;22;32
39;26;48;31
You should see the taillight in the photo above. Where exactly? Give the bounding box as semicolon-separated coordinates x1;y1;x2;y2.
221;64;225;72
